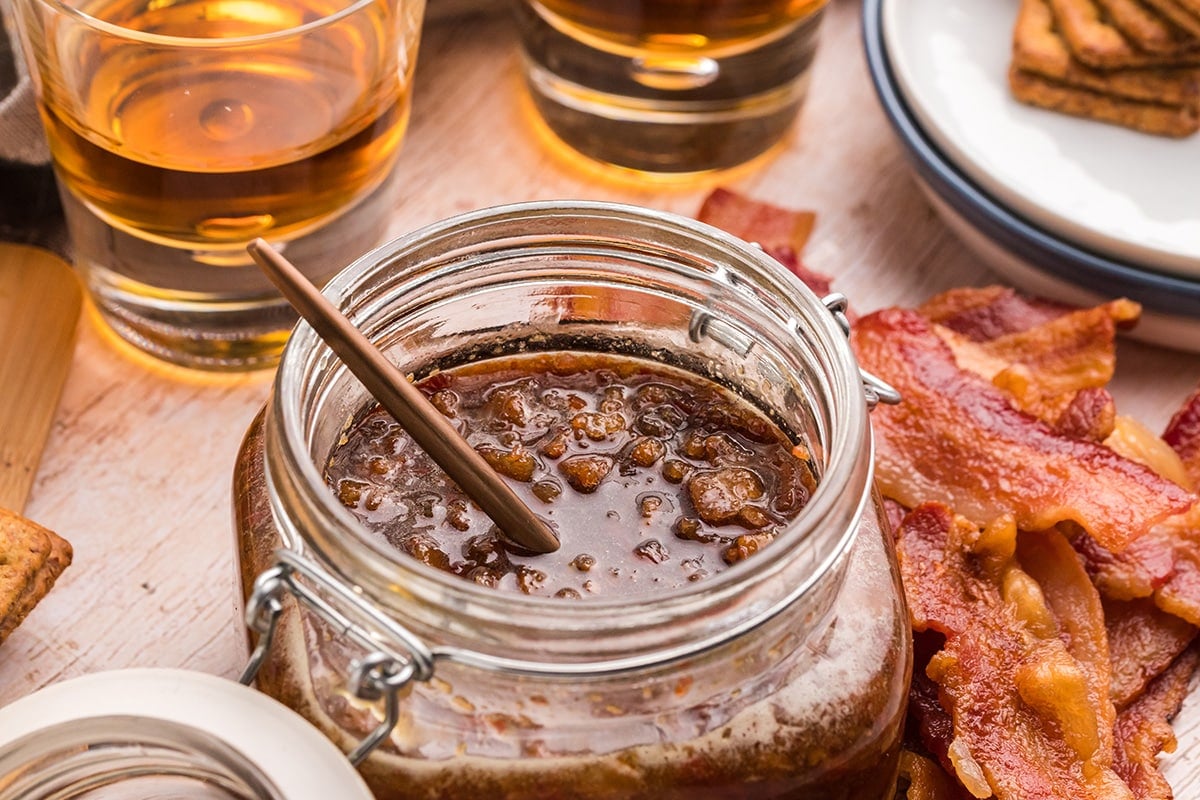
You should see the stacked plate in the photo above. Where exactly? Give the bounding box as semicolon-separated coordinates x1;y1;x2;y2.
863;0;1200;351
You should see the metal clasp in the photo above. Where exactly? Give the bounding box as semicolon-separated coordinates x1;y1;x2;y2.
239;549;436;765
822;293;901;409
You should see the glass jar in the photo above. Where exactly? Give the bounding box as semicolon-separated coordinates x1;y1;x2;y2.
0;669;374;800
232;201;911;799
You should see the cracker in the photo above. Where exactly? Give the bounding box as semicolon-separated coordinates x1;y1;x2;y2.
1009;66;1200;136
1016;0;1200;106
1094;0;1200;53
1141;0;1200;38
1049;0;1200;67
0;506;72;645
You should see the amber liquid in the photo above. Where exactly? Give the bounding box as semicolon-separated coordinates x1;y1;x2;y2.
518;0;827;174
39;0;408;248
534;0;826;55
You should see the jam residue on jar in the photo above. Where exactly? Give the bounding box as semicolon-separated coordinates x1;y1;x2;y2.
324;351;817;597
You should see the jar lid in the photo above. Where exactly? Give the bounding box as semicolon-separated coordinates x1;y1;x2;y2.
0;668;373;799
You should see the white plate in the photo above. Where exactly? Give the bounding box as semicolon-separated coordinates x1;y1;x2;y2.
0;669;374;799
881;0;1200;279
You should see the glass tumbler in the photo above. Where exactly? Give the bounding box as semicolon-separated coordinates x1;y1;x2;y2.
7;0;425;370
232;201;911;798
515;0;828;175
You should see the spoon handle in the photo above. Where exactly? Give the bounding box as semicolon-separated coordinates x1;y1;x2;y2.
248;239;560;555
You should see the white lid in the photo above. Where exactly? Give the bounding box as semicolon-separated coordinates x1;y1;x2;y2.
0;668;374;799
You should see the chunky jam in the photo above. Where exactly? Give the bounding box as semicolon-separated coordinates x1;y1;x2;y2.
235;349;908;800
324;351;816;596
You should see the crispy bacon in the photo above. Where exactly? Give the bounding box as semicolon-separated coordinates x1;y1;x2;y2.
1110;416;1196;492
1073;525;1176;601
1113;646;1200;800
1017;528;1114;724
974;298;1137;371
1054;387;1117;441
923;293;1136;441
897;503;1131;800
898;750;974;800
933;300;1138;438
907;631;957;777
695;188;832;296
918;285;1078;341
691;197;1200;800
1073;505;1200;625
981;300;1137;424
1164;383;1200;487
1105;597;1198;710
1073;411;1200;626
852;308;1194;551
1155;521;1200;627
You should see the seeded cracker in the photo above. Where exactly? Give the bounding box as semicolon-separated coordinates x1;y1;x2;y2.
1010;67;1200;135
1094;0;1200;53
1010;0;1200;135
1141;0;1200;39
0;506;72;645
1015;0;1200;106
1049;0;1200;66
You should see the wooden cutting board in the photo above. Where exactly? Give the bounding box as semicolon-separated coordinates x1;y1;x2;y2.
0;243;82;514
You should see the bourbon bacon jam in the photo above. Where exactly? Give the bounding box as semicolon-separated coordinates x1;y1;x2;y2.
324;351;817;596
233;202;912;800
306;351;906;797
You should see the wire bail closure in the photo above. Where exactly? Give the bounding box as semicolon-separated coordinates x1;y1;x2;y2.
821;293;901;409
686;290;899;410
239;549;435;765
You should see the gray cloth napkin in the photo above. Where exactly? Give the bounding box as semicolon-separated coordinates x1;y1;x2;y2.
0;8;67;253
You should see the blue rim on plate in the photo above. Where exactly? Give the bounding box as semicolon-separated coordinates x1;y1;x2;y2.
861;0;1200;319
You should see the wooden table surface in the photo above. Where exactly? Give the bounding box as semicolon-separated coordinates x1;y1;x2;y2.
4;0;1200;791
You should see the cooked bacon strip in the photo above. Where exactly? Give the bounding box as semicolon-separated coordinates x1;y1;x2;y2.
695;188;832;296
899;504;992;635
1074;411;1200;626
908;631;957;778
1054;387;1117;441
898;750;974;800
897;503;1132;800
918;285;1077;341
1072;504;1200;624
1073;525;1176;601
1105;597;1198;710
1017;528;1114;733
1110;415;1196;492
1164;383;1200;487
978;298;1138;374
1155;522;1200;627
1113;646;1200;800
931;629;1135;800
852;308;1193;551
933;300;1138;438
984;300;1137;425
696;187;816;258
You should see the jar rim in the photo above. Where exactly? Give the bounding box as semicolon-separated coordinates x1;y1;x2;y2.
268;200;874;648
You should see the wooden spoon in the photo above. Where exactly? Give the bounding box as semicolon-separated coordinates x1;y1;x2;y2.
0;243;79;645
0;243;82;513
247;239;560;555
